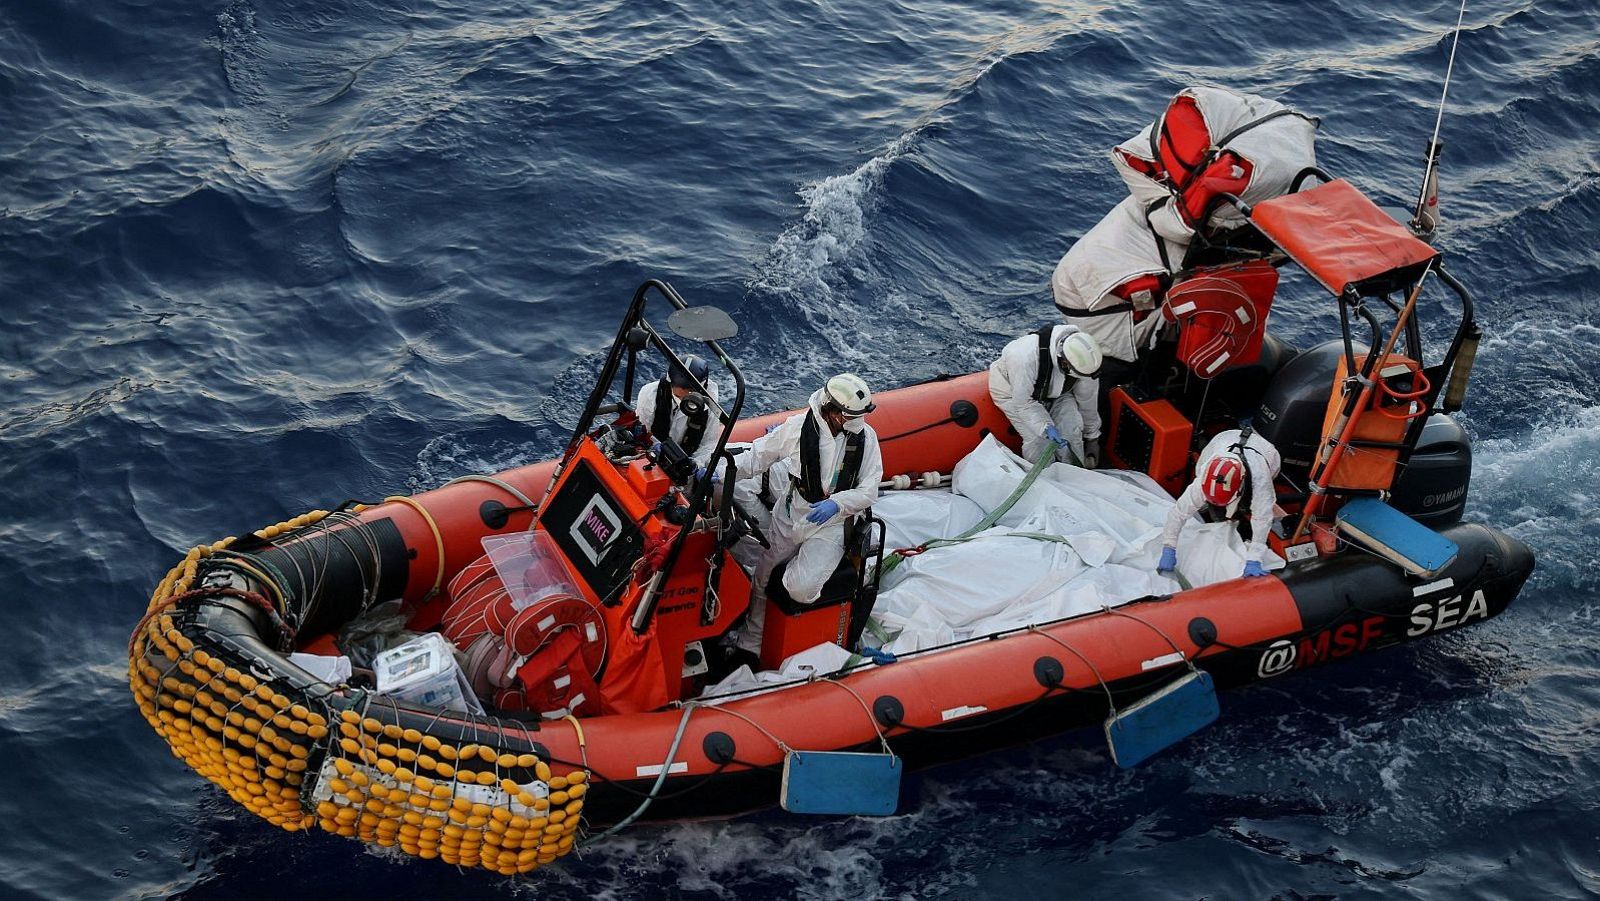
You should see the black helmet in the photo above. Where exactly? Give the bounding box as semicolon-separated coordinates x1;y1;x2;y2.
668;355;710;391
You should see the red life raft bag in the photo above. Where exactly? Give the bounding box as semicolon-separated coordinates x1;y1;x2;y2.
441;553;607;717
1161;260;1278;377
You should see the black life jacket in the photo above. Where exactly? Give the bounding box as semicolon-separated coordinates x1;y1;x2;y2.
1031;326;1075;403
794;408;865;505
650;378;708;453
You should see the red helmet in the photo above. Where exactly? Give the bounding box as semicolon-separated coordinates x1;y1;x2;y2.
1200;455;1246;507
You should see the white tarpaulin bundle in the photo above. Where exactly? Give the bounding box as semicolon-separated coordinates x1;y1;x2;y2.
1052;85;1317;363
700;437;1287;695
701;641;856;702
866;436;1281;655
873;489;987;591
1111;85;1318;243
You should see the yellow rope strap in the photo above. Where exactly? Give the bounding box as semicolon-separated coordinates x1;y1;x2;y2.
217;555;287;612
385;495;447;598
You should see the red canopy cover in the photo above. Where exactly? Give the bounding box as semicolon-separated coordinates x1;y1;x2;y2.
1251;179;1438;296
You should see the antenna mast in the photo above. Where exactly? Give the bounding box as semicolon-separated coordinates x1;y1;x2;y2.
1412;0;1470;238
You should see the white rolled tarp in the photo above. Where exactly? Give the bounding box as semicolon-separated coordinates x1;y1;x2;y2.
1110;85;1319;244
701;436;1287;689
1050;195;1181;362
871;489;988;591
867;436;1281;655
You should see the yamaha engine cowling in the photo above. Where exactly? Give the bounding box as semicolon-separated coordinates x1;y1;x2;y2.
1255;340;1470;526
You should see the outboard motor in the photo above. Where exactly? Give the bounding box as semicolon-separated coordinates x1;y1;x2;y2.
1253;340;1347;485
1388;415;1471;526
1255;340;1470;526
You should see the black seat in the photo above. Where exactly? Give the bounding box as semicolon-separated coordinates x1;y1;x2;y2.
765;557;857;612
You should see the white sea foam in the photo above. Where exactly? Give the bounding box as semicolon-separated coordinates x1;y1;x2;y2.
753;134;914;300
1467;404;1600;593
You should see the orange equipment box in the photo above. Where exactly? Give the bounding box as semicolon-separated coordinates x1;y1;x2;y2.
1315;352;1426;492
760;594;854;671
1106;386;1194;496
759;557;858;671
624;457;674;505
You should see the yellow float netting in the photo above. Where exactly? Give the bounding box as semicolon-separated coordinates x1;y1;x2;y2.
127;507;589;875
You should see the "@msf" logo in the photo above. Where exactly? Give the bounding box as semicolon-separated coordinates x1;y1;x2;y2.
1257;639;1297;678
1257;615;1387;679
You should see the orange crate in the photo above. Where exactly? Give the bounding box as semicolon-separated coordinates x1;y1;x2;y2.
1316;353;1422;492
760;595;853;671
1106;387;1194;496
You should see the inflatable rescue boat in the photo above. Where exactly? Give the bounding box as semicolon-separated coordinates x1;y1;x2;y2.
129;89;1535;877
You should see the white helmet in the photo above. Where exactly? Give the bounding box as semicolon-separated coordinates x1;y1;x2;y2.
825;373;876;418
1058;331;1103;378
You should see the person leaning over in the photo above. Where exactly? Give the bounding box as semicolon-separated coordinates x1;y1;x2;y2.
988;324;1104;466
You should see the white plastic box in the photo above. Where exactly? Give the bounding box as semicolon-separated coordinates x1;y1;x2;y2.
373;632;485;715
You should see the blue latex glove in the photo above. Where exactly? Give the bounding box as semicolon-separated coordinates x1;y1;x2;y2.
1157;545;1178;575
1044;424;1067;447
860;646;898;666
806;498;841;524
1242;560;1267;578
694;465;707;482
649;439;663;455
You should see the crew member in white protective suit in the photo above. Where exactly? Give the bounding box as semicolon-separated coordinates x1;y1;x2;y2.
634;354;720;475
731;374;884;658
1158;427;1282;579
988;325;1104;467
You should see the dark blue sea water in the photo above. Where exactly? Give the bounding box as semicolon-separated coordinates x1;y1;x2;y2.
3;0;1597;897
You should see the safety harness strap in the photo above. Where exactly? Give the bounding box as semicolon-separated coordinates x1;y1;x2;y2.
796;410;865;504
1227;424;1260;518
1032;325;1056;403
650;379;673;442
1054;300;1137;319
650;378;709;453
758;470;775;509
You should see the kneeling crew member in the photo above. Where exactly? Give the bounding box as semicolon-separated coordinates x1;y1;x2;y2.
733;373;883;657
989;325;1104;467
635;354;720;474
1158;427;1282;579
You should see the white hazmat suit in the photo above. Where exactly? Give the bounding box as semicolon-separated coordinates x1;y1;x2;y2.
732;389;883;655
1161;429;1281;564
988;324;1102;466
633;378;722;470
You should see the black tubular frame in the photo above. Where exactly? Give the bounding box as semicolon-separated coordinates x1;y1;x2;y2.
1318;250;1480;509
1190;163;1483;515
539;279;748;635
